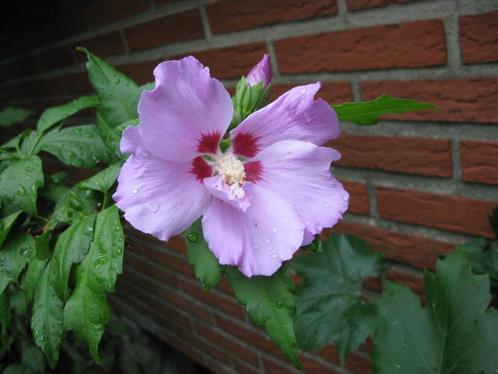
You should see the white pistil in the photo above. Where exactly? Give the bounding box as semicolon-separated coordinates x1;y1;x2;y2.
214;154;246;199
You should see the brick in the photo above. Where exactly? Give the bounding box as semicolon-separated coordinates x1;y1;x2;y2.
174;43;267;79
207;0;337;34
157;329;206;364
330;134;452;177
9;78;65;100
376;187;497;237
0;56;39;82
346;352;373;374
387;269;424;295
119;59;161;85
35;46;75;72
125;251;177;288
461;141;498;186
85;0;150;29
347;0;412;11
275;20;446;74
60;73;93;95
233;358;261;374
270;82;354;103
179;278;246;319
195;322;260;363
300;354;341;374
319;345;341;365
460;11;498;64
124;9;204;52
166;235;187;254
74;32;126;61
262;357;296;374
361;78;498;124
343;181;369;215
332;221;454;269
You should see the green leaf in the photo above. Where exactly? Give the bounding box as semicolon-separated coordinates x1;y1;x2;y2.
39;125;111;168
64;205;124;363
31;263;64;368
292;234;384;357
78;163;121;193
374;250;498;373
79;48;140;129
21;340;46;373
0;156;44;215
457;238;498;284
52;187;99;225
333;95;434;126
0;107;32;127
22;233;51;304
0;211;21;248
226;266;301;368
52;214;96;300
0;290;11;358
96;110;121;157
36;96;98;134
0;233;35;294
185;221;223;290
489;206;498;237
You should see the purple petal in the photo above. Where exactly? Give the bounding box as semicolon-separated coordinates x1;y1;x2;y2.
113;149;211;241
138;56;233;162
230;83;339;158
246;54;272;88
202;184;304;277
252;140;349;242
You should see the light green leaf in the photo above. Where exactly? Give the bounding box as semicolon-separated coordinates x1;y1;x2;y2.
0;155;44;215
37;96;98;134
0;233;35;294
374;250;498;373
52;214;96;300
292;234;384;357
31;263;64;368
185;221;223;290
226;266;300;368
79;48;139;129
0;211;21;248
333;95;434;126
0;107;32;127
63;205;124;363
52;186;99;226
39;125;111;168
96;110;121;157
78;163;121;193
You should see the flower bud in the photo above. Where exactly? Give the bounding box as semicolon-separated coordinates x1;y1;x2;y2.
246;54;271;88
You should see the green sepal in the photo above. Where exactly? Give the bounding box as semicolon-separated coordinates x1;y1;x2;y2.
230;77;268;128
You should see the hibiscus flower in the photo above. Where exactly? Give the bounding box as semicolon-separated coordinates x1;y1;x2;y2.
113;55;349;277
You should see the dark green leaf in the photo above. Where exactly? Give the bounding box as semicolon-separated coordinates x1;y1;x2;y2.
374;250;498;373
31;263;64;368
0;290;10;358
78;163;121;193
39;125;111;168
0;233;35;293
22;232;52;304
52;186;99;225
292;234;384;357
185;221;223;290
0;107;32;127
0;211;21;248
21;340;46;373
489;207;498;237
79;48;139;128
333;95;434;126
457;238;498;284
226;266;300;368
0;156;44;215
96;110;121;157
64;205;124;363
37;96;98;133
19;130;41;156
52;214;96;300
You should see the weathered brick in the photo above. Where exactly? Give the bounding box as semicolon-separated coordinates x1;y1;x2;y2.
9;78;65;100
330;134;452;177
124;9;204;52
173;43;268;79
35;46;75;72
74;32;126;61
0;56;39;82
270;82;354;103
319;345;341;365
275;20;446;74
361;78;498;124
347;0;412;11
60;73;93;95
346;352;373;374
460;141;498;186
119;59;161;85
343;181;370;215
85;0;149;29
460;11;498;64
300;354;341;374
125;251;177;287
387;269;424;295
207;0;337;34
332;221;454;269
376;187;497;237
262;357;296;374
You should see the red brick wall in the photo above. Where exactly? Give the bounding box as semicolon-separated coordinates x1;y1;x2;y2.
1;1;498;373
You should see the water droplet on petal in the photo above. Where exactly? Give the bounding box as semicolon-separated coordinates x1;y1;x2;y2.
272;227;277;233
146;201;159;212
266;239;272;244
342;194;349;202
132;188;139;194
141;151;150;158
271;253;277;259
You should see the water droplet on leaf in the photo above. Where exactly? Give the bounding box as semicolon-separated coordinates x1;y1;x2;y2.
187;232;199;243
